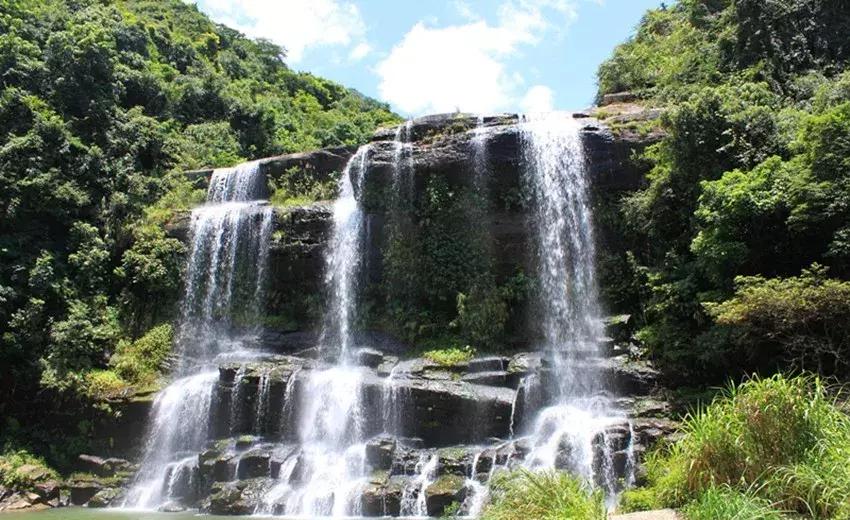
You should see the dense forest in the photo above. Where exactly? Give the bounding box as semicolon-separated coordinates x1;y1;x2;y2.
587;0;850;518
596;0;850;384
0;0;396;462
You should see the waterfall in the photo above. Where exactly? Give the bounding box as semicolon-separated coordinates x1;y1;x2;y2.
123;160;273;509
261;144;375;517
120;114;632;516
400;452;438;517
317;146;371;360
472;115;489;191
519;113;625;493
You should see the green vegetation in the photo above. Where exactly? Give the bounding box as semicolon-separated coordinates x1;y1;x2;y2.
371;165;534;349
708;266;850;375
110;323;173;388
423;346;475;367
622;374;850;519
596;0;850;384
268;165;339;208
0;0;396;476
683;486;783;520
481;470;605;520
0;448;58;489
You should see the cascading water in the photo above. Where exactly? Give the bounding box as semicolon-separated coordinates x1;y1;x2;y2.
400;452;438;517
518;113;628;494
123;160;273;509
121;113;632;517
258;145;375;517
317;146;370;360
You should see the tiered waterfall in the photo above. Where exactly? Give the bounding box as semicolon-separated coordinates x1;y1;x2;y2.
120;112;636;517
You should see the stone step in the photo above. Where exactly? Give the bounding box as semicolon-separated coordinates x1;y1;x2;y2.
467;356;508;373
461;370;514;387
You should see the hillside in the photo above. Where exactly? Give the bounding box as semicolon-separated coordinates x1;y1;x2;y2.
593;0;850;384
0;0;397;463
593;2;850;518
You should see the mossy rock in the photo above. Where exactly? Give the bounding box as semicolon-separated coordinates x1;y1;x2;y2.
87;487;122;508
425;474;467;516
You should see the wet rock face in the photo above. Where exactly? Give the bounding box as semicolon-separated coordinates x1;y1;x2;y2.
173;112;655;339
90;347;676;514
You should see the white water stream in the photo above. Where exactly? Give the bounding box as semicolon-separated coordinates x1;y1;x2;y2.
519;113;632;496
123;161;273;509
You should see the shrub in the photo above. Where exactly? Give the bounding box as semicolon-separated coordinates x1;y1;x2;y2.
111;323;173;386
618;486;662;513
84;369;131;400
0;448;58;489
268;165;339;207
423;346;475;367
453;285;508;347
708;265;850;375
481;470;605;520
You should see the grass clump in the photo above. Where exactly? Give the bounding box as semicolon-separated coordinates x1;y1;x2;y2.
683;486;783;520
632;374;850;518
481;470;605;520
423;345;475;366
618;486;663;513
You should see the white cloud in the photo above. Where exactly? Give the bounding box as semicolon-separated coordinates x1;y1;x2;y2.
376;0;577;115
193;0;367;64
348;42;372;62
521;85;555;113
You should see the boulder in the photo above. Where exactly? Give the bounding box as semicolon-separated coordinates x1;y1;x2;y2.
365;436;396;470
461;370;513;387
356;348;385;368
203;479;271;515
424;474;467;517
601;356;660;395
386;376;515;444
166;461;198;503
604;314;633;343
32;480;60;503
87;487;121;508
237;450;271;479
467;356;508;373
212;455;237;482
436;447;472;476
507;353;543;376
600;92;638;106
360;471;403;517
69;480;102;505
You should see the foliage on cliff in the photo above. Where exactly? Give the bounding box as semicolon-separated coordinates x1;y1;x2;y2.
0;0;396;428
597;0;850;383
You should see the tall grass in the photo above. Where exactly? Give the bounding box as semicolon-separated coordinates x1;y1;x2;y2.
626;374;850;518
683;485;783;520
481;470;605;520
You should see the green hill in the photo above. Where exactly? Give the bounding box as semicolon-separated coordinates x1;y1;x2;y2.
0;0;398;423
595;0;850;384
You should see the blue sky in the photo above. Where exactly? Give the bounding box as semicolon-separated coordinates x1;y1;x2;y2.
189;0;664;116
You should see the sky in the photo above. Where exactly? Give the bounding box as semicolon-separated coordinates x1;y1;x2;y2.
188;0;665;117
